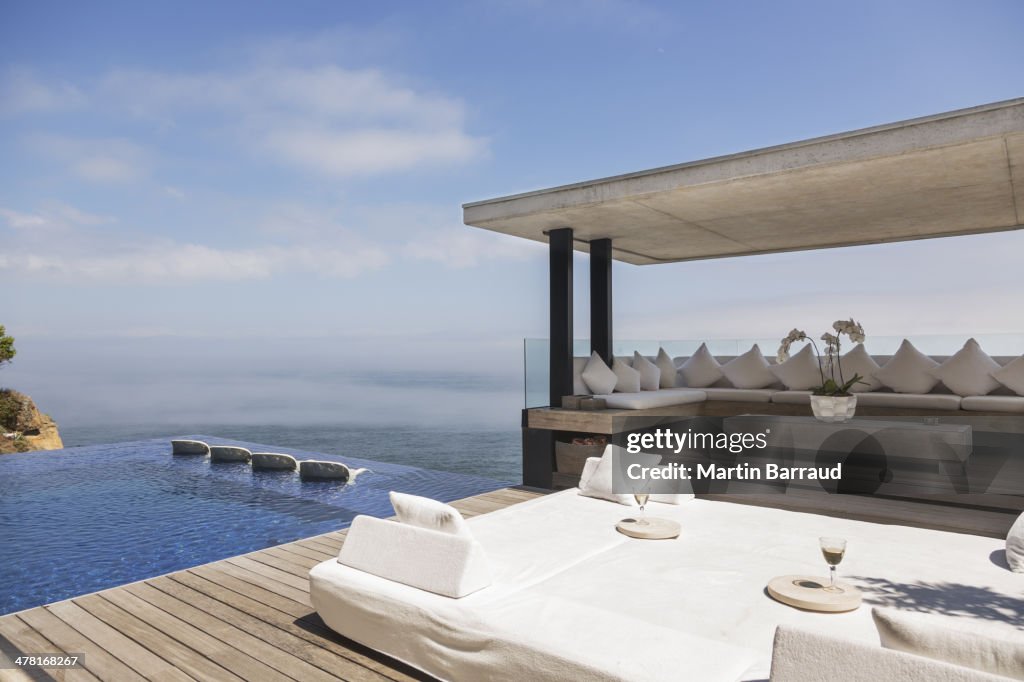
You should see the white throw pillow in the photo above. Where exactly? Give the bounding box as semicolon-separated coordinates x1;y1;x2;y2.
992;356;1024;397
840;343;883;392
678;343;724;388
929;338;1002;397
581;351;617;395
721;345;777;390
578;446;661;506
655;347;678;388
769;344;823;391
1007;512;1024;573
389;492;473;538
874;339;940;394
612;357;641;393
873;607;1024;679
633;352;661;391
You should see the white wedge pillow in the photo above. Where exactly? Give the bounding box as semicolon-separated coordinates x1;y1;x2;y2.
678;343;723;388
579;455;693;504
992;356;1024;396
581;351;617;395
1007;512;1024;573
390;491;473;538
770;344;823;390
721;344;776;389
633;352;662;391
655;347;678;388
840;343;883;392
930;338;1002;397
612;357;641;393
874;339;940;394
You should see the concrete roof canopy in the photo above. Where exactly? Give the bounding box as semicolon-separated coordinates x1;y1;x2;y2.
463;98;1024;265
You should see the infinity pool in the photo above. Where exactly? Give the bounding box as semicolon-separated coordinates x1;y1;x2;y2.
0;436;510;615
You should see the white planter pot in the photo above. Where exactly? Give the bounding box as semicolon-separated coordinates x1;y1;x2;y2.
810;394;857;423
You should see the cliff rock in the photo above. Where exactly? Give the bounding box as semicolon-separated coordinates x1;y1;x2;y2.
0;389;63;454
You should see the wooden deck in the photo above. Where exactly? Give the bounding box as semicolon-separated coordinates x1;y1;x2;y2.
0;487;544;682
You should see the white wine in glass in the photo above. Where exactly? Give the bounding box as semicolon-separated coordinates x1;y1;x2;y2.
819;537;847;592
634;493;650;525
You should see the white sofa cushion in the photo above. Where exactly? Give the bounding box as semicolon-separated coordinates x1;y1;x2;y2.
873;607;1024;679
930;338;1002;397
336;515;492;598
721;344;777;389
678;343;723;388
656;347;678;388
855;392;962;410
612;357;641;393
841;343;883;392
597;388;707;410
702;388;777;402
769;344;823;391
1007;512;1024;573
961;396;1024;413
390;491;473;538
632;351;661;391
771;625;1004;682
581;351;617;395
874;339;941;394
770;390;813;405
992;356;1024;396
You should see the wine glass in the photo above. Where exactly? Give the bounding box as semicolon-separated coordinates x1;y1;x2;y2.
633;491;650;526
819;537;847;592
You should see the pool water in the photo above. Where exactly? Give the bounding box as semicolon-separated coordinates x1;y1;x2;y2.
0;436;511;615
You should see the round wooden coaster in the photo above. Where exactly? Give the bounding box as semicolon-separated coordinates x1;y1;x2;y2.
767;575;862;612
615;517;681;539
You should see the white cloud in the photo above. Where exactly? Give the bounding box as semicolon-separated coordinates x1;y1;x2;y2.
0;67;86;115
405;227;544;268
264;128;484;176
91;65;487;176
2;241;390;283
0;201;389;284
25;134;148;184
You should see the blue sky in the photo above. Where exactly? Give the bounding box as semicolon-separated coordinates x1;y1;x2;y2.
2;1;1024;426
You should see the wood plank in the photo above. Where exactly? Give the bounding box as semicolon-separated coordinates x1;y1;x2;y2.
222;557;308;592
186;567;308;619
0;613;97;682
264;543;333;563
17;608;145;682
191;561;312;608
169;572;415;682
46;601;193;682
98;589;270;682
147;578;376;682
121;583;297;682
74;595;241;682
245;549;320;575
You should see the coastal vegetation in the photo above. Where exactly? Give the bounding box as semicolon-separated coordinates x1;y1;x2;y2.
0;325;63;453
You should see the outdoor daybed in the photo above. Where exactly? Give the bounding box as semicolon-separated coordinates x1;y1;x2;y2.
309;485;1023;681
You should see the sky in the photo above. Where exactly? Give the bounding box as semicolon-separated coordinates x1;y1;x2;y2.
1;0;1023;428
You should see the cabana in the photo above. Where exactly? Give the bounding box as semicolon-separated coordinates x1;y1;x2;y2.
463;97;1024;496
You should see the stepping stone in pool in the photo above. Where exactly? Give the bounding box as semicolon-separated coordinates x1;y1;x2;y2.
299;460;366;482
209;445;252;463
171;439;210;455
251;452;298;471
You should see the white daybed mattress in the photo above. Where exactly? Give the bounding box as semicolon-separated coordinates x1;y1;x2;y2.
309;490;1023;682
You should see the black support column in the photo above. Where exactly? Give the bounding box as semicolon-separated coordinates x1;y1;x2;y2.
548;227;574;407
589;238;612;365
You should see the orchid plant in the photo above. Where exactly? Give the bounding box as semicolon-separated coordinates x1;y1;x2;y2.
777;319;867;396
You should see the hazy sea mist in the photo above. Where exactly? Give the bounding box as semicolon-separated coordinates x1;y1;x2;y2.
6;336;525;482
